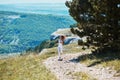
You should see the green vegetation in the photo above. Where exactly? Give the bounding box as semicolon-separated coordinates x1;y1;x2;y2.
0;42;119;80
73;72;97;80
34;39;58;53
0;42;91;80
0;11;75;53
63;44;120;72
102;60;120;72
0;51;57;80
66;0;120;52
76;52;120;72
34;41;92;54
65;0;120;75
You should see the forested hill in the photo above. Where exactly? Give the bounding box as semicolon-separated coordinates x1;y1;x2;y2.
0;11;75;54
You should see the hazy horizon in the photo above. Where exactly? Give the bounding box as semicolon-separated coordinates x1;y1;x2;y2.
0;0;69;4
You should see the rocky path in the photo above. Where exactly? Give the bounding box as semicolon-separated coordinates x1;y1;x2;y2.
43;53;120;80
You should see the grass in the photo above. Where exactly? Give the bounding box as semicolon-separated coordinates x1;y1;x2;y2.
1;43;120;80
63;43;120;75
77;52;120;73
63;43;92;54
0;43;92;80
73;72;97;80
102;60;120;72
38;43;91;55
0;50;57;80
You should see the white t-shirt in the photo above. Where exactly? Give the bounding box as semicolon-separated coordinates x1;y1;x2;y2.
58;39;63;48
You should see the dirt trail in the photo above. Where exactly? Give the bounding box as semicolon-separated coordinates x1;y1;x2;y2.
43;53;120;80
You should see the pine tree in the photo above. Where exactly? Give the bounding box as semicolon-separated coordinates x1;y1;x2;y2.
66;0;120;52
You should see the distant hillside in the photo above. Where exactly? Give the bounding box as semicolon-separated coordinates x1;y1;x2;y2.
0;11;75;53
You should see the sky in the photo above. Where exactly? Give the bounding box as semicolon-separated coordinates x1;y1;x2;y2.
0;0;68;4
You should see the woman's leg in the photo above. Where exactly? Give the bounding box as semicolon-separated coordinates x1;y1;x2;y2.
61;46;63;54
58;47;61;59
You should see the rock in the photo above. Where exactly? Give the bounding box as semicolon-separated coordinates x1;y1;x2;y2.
51;28;81;44
39;49;48;55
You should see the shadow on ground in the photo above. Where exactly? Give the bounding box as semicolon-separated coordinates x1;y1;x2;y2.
69;51;120;67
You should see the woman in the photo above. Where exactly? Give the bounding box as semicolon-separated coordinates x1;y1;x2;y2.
58;35;65;61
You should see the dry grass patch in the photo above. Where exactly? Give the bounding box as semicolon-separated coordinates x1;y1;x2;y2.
77;52;120;73
102;60;120;72
63;43;92;54
73;72;97;80
0;52;57;80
